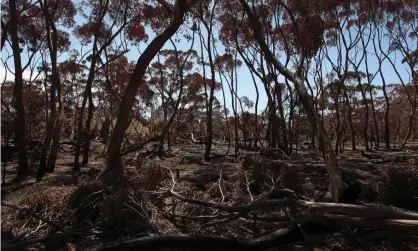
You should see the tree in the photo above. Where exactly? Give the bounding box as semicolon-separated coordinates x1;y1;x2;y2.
8;0;29;179
37;0;75;178
106;0;197;174
238;0;345;202
73;0;137;170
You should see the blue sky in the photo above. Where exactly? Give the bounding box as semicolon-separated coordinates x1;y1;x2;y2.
1;8;414;115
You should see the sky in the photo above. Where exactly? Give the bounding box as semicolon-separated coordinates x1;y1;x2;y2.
1;5;415;115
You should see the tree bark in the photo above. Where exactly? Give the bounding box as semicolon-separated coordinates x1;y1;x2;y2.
239;0;344;202
9;0;28;180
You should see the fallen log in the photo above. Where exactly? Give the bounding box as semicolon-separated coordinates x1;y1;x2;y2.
257;214;418;232
321;215;418;231
121;135;163;156
93;234;250;251
92;226;309;251
169;190;418;220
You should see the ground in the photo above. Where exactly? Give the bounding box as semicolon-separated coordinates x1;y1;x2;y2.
1;141;418;250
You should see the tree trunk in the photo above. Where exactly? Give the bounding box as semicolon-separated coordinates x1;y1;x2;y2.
334;83;342;155
42;10;63;173
9;0;28;180
1;20;8;50
286;80;295;154
382;77;390;149
157;54;167;153
295;109;300;155
203;17;217;161
249;70;259;148
358;82;369;151
259;63;276;149
38;0;61;179
224;68;239;156
269;104;278;149
74;51;98;171
46;62;63;173
306;76;316;149
101;118;111;144
106;0;192;172
219;76;231;155
401;104;417;149
274;80;288;154
341;84;356;150
239;0;344;202
373;28;390;149
368;88;379;149
38;90;56;179
81;93;94;165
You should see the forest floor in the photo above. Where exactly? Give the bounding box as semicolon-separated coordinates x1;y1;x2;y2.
1;141;418;250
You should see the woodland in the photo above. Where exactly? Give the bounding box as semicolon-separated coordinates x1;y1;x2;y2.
1;0;418;250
